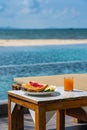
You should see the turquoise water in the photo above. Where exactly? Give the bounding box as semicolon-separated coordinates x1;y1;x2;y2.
0;44;87;100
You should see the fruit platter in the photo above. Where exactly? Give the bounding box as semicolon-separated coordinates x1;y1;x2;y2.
22;81;56;96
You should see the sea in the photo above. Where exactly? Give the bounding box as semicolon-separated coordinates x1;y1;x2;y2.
0;28;87;100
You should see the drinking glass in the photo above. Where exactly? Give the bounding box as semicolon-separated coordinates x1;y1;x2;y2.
64;77;73;91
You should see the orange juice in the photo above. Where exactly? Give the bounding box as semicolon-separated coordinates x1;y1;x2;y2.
64;77;73;91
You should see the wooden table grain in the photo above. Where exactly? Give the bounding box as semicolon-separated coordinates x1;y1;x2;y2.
7;87;87;130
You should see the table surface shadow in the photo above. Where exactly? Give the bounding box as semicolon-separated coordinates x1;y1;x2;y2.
0;113;87;130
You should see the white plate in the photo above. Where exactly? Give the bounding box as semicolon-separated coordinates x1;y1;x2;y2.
26;91;55;96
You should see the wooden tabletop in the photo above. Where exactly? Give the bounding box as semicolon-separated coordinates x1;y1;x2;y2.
7;87;87;104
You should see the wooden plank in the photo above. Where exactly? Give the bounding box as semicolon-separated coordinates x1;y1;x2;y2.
11;105;24;130
45;98;87;111
10;96;37;110
56;110;65;130
66;108;87;122
35;105;46;130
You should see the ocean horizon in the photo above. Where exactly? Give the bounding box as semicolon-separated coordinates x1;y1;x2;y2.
0;28;87;40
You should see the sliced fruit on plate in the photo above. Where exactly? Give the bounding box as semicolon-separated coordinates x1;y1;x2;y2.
22;81;48;92
22;81;56;92
29;81;45;88
44;85;56;92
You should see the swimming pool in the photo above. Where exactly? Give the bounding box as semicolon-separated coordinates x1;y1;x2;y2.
0;44;87;100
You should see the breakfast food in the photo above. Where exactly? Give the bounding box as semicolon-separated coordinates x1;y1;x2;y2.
22;81;48;92
22;81;56;92
44;85;56;92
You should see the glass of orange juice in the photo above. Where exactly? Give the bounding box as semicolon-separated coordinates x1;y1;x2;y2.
64;77;74;91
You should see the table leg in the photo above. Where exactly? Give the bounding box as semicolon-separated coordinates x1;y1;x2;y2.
35;106;46;130
8;97;24;130
56;110;65;130
12;105;24;130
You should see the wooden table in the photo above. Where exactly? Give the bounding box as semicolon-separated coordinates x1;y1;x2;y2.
7;87;87;130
